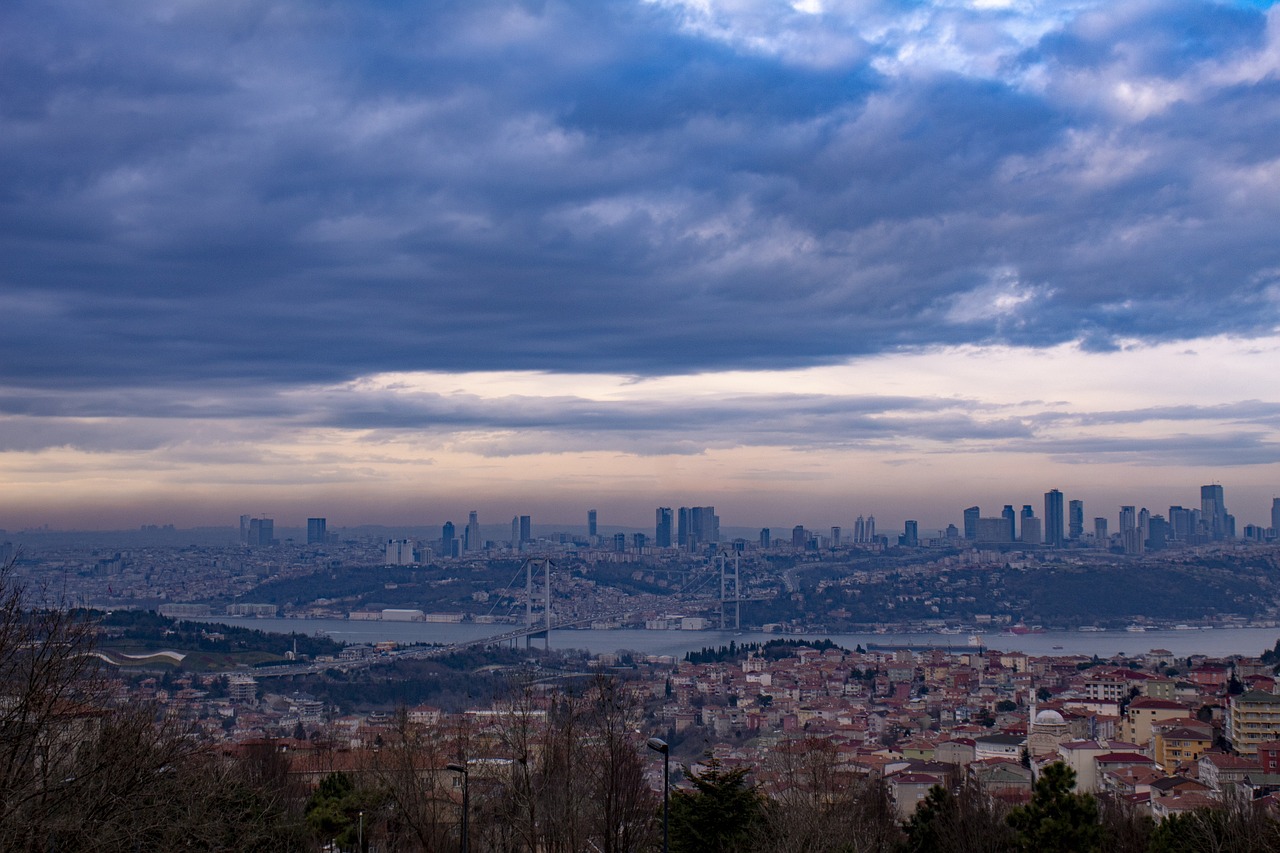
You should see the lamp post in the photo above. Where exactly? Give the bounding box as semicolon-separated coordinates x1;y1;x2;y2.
357;809;363;853
447;761;469;853
646;737;669;853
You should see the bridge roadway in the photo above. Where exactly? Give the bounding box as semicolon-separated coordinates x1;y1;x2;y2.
250;606;643;679
250;595;772;679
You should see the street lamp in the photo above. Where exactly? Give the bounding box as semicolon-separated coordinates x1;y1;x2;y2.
646;737;669;853
357;809;363;853
447;761;469;853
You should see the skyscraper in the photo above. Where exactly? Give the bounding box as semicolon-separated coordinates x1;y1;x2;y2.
791;525;806;548
830;526;841;547
588;509;597;539
963;506;980;541
759;528;771;548
655;507;673;548
677;507;691;550
247;517;273;547
689;506;719;545
466;511;480;553
1094;517;1108;544
1272;498;1280;536
1119;506;1136;534
902;520;918;547
306;517;327;545
1068;500;1084;540
442;521;456;555
853;515;866;543
1002;505;1016;542
1044;489;1064;547
1201;484;1228;540
519;515;531;544
865;515;876;542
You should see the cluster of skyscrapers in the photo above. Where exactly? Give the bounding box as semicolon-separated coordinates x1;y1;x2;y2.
654;506;720;549
960;485;1259;554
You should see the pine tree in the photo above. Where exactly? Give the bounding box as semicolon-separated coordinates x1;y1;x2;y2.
1006;763;1101;853
670;758;764;853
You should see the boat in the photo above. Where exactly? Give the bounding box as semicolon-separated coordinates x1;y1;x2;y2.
1003;623;1046;635
1125;625;1147;633
967;634;983;647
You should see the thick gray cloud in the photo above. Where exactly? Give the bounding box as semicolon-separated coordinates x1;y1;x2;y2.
2;0;1279;392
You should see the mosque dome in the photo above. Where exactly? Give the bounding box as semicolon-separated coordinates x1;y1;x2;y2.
1034;709;1065;725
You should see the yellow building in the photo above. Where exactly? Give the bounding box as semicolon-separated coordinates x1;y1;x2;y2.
1153;725;1213;770
1122;698;1188;746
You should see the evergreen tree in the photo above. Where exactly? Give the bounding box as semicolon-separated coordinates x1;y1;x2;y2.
670;759;765;853
1006;763;1101;853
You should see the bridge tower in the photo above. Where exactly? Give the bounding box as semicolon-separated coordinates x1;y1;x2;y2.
717;551;742;631
523;557;554;649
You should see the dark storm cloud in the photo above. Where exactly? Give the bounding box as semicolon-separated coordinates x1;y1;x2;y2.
2;0;1279;391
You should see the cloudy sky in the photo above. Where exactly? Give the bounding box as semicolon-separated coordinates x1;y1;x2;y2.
3;0;1280;533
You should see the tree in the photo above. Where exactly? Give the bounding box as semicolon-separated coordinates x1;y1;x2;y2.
670;758;765;853
758;735;899;853
1148;801;1280;853
900;781;1016;853
1006;762;1101;853
0;560;306;851
1096;793;1153;853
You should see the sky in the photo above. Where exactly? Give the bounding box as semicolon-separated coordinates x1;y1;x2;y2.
2;0;1280;533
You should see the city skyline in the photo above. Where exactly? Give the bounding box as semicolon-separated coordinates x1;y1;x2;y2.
3;1;1280;529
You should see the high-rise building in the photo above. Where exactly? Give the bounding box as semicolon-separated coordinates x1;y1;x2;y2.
442;521;456;554
1068;500;1084;540
1123;526;1144;555
791;525;806;549
830;526;841;547
247;517;274;547
466;511;481;552
865;515;876;542
613;532;626;552
1138;508;1151;543
759;528;771;548
385;539;415;565
963;506;980;541
520;515;531;544
1002;505;1016;542
677;507;691;550
588;509;597;539
902;520;918;547
655;507;673;548
690;506;719;545
239;515;251;544
1201;484;1229;540
975;517;1011;544
306;517;327;545
511;516;520;547
632;533;646;550
1272;498;1280;537
1168;506;1193;540
853;515;866;543
1044;489;1064;547
1094;517;1108;545
1148;514;1170;550
1021;516;1042;545
1119;506;1136;534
